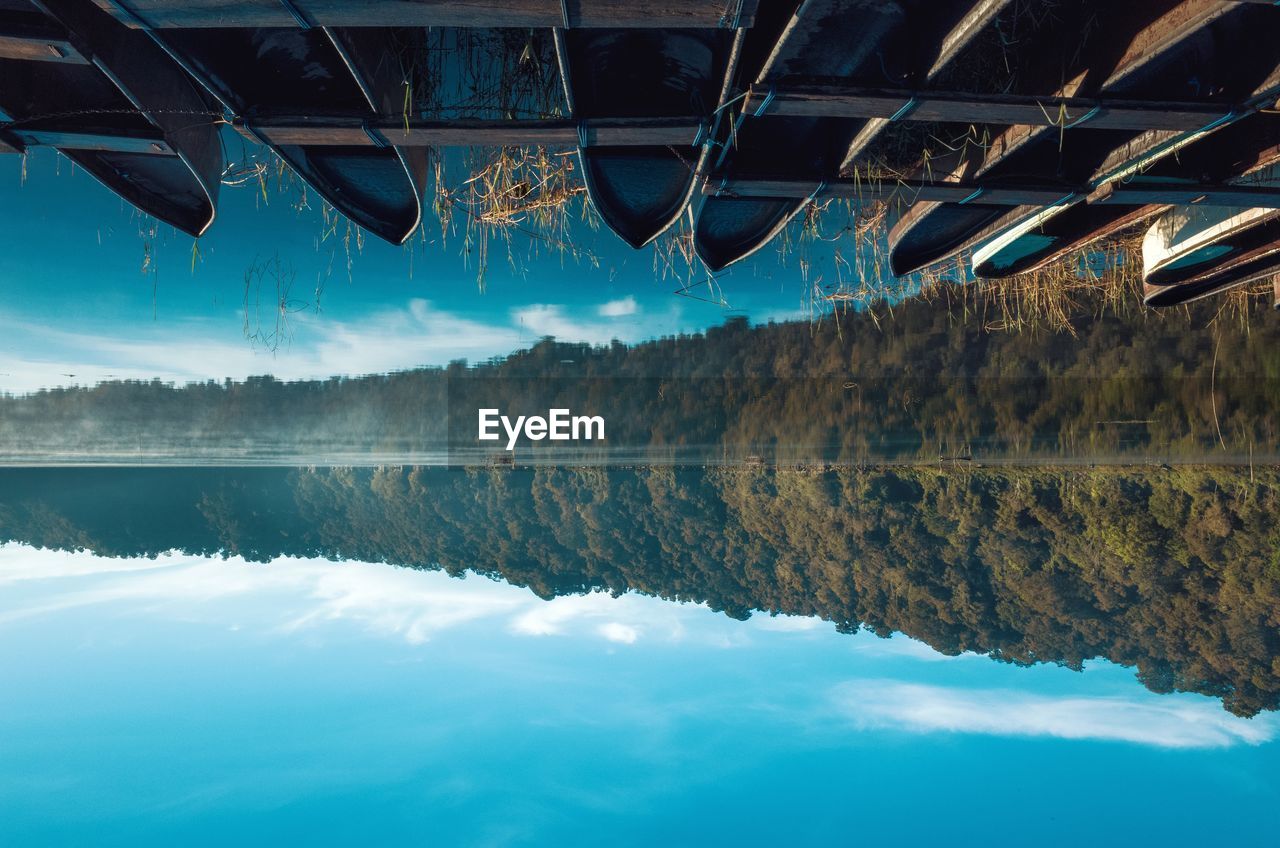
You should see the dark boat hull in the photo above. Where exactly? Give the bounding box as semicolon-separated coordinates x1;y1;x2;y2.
695;0;1005;272
560;28;729;248
1;0;220;236
694;0;907;271
889;0;1275;277
693;196;802;272
152;26;425;245
579;147;700;248
1144;246;1280;306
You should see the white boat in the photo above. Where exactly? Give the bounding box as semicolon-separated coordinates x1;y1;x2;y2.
1142;163;1280;306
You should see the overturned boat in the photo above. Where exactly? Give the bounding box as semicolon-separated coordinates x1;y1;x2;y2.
694;0;1009;272
1141;168;1280;307
146;25;427;245
0;0;220;236
973;114;1280;278
557;27;735;248
889;0;1279;278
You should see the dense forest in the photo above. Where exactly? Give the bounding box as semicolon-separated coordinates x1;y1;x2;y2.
2;464;1276;717
1;291;1278;461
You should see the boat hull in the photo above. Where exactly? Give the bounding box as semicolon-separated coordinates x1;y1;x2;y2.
1142;196;1280;306
694;0;907;271
560;28;729;248
972;201;1161;278
696;0;1010;272
153;26;426;245
889;0;1273;277
2;0;220;236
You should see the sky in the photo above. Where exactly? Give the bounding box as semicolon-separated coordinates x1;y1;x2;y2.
0;146;825;394
0;542;1276;846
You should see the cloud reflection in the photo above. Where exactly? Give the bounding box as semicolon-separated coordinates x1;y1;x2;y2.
835;680;1275;749
0;544;700;648
1;544;1272;751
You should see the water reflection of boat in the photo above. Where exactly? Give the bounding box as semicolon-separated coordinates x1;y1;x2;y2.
0;0;221;236
557;27;733;248
889;1;1278;277
694;0;1006;272
148;25;427;245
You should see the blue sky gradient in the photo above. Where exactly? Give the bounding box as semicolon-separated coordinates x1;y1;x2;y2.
0;148;825;393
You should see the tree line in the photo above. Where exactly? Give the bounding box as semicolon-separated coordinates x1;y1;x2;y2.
1;290;1277;461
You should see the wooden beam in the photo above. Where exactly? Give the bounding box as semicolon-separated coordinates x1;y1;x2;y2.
707;177;1075;206
0;19;88;64
90;0;751;29
745;84;1237;132
237;116;702;148
711;176;1280;208
1089;181;1280;209
8;126;173;155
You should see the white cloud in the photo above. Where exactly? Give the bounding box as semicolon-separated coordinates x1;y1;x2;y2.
507;592;693;645
0;300;521;395
850;634;968;663
834;680;1275;749
749;613;823;633
512;304;634;345
0;296;689;395
598;622;639;644
0;544;717;649
597;296;638;317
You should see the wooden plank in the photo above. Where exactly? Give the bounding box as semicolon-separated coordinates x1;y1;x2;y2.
0;20;88;64
707;177;1075;206
927;0;1014;79
1090;181;1280;209
90;0;750;29
237;116;702;148
711;176;1280;208
1105;1;1235;92
9;127;173;154
747;84;1235;131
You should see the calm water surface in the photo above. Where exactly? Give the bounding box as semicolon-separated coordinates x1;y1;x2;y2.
0;465;1276;845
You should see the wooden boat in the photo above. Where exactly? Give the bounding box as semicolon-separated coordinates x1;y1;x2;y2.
888;0;1275;277
147;25;427;245
0;0;220;236
693;0;1007;272
973;115;1280;278
1141;169;1280;306
556;28;734;248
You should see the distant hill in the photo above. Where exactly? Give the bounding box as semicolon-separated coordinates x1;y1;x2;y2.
0;289;1277;462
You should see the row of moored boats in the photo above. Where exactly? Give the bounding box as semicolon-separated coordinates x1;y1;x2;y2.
4;0;1280;306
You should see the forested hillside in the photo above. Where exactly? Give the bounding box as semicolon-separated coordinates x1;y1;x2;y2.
1;292;1278;461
